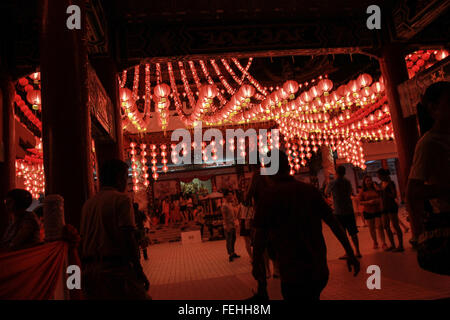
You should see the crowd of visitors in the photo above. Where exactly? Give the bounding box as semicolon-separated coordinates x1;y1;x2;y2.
1;82;448;299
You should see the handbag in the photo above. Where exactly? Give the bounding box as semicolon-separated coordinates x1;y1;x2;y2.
417;211;450;276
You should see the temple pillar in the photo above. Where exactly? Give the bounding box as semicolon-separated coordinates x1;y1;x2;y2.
0;73;16;235
91;57;124;164
40;0;94;229
379;44;419;200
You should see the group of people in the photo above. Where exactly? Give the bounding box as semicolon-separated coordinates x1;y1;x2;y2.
1;81;448;300
159;194;195;225
324;166;406;259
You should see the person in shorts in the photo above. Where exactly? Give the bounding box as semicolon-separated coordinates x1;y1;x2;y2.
326;166;362;258
359;175;387;250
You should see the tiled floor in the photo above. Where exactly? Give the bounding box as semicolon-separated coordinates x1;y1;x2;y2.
142;223;450;300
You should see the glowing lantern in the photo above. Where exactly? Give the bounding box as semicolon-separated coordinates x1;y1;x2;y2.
119;88;133;103
370;82;384;95
318;79;333;94
300;91;312;103
309;86;322;98
357;73;373;88
337;85;348;97
283;80;299;97
201;84;218;99
435;50;448;61
240;84;256;98
154;83;171;98
27;90;41;110
18;78;29;86
347;80;359;93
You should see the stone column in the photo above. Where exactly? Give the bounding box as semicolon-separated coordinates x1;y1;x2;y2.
40;0;94;229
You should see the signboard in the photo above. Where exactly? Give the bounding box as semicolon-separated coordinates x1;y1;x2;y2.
87;63;115;140
398;57;449;118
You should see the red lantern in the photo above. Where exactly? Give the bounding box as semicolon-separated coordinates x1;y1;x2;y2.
318;79;333;93
309;86;322;98
300;91;312;103
435;50;448;61
416;59;425;67
25;84;34;92
347;80;359;93
18;78;28;86
154;83;171;98
119;88;133;101
240;84;256;98
370;82;384;94
337;85;348;97
283;80;299;95
357;73;373;88
27;90;41;110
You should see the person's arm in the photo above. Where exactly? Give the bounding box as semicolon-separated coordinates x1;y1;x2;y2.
318;193;360;276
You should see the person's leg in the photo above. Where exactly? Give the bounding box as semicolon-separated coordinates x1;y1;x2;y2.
375;217;387;248
225;230;233;257
231;228;237;256
263;250;272;278
367;218;378;248
244;236;252;259
398;219;409;233
390;213;404;251
200;224;204;238
142;248;148;260
350;234;361;257
382;214;395;250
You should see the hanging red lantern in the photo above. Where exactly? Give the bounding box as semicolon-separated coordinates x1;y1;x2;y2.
300;91;312;103
318;79;333;94
347;80;359;93
30;72;40;82
119;88;133;101
370;82;384;94
337;85;348;97
198;84;216;99
283;80;299;96
154;83;171;98
357;73;373;88
18;78;29;87
435;49;448;61
309;86;322;98
27;89;41;110
240;84;256;98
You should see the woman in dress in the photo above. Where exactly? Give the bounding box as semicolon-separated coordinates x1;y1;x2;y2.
377;169;404;252
358;176;387;249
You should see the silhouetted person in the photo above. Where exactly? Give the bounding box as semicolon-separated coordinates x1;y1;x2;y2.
407;81;450;274
1;189;40;250
325;165;362;258
222;190;240;262
377;168;403;251
133;202;149;260
80;159;150;299
252;152;360;300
